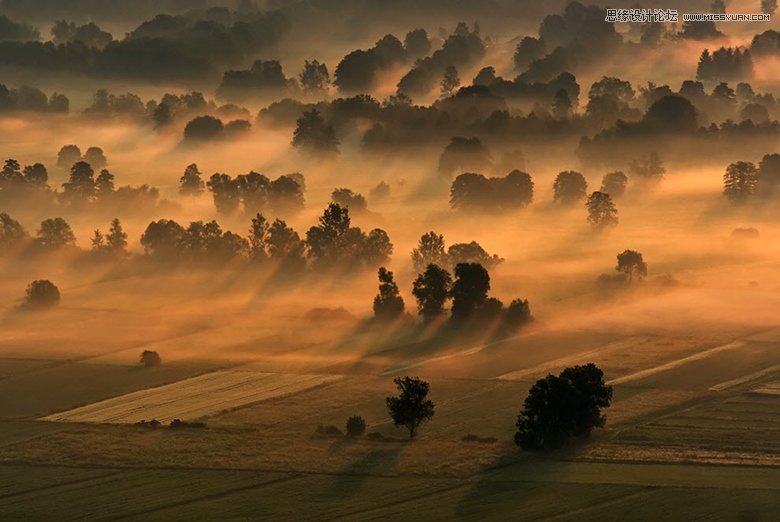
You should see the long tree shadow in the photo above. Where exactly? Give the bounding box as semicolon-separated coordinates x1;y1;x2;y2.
318;444;404;500
454;443;591;519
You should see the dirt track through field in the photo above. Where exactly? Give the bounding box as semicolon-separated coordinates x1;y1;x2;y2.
40;370;342;424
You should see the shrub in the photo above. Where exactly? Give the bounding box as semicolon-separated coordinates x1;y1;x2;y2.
315;424;343;436
169;419;206;429
139;350;162;367
346;416;367;437
24;280;60;308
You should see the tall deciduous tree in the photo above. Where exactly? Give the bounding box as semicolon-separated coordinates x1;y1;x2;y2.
386;376;435;439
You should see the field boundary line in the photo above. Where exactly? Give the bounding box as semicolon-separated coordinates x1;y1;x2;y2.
709;364;780;392
608;341;746;385
497;337;650;381
0;470;122;501
108;474;305;521
538;487;658;521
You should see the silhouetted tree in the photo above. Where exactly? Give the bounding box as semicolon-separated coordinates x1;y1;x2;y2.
373;267;405;321
184;115;224;141
22;163;48;188
599;171;627;198
346;416;366;437
762;0;778;16
723;161;758;202
364;228;393;266
207;173;240;214
711;0;726;14
84;146;107;169
57;144;81;168
514;363;612;450
552;89;572;119
616;250;647;282
412;232;448;273
61;161;95;203
440;65;460;97
758;153;780;196
332;188;367;213
94;169;114;197
24;280;60;308
179;163;205;196
36;217;75;249
105;218;127;251
91;229;105;250
628;152;666;183
291;109;339;154
386;376;435;439
503;299;533;332
140;219;185;259
450;262;490;323
266;218;306;270
140;350;162;367
553;171;587;205
447;242;503;269
586;191;618;229
513;36;546;71
438;136;491;177
0;212;26;250
412;264;452;323
404;29;431;59
269;175;305;215
299;60;329;94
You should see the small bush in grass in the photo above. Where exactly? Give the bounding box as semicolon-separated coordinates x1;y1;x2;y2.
462;433;498;444
316;424;343;437
24;280;60;309
169;418;206;429
346;416;366;437
135;419;161;428
140;350;162;367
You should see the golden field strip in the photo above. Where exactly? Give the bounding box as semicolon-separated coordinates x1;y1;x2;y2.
40;370;342;424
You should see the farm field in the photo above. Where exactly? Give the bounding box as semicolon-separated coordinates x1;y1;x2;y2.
41;370;343;424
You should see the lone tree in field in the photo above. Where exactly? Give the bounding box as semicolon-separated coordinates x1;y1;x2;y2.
373;267;405;321
345;415;366;437
515;363;613;451
586;191;618;229
412;264;453;323
616;249;648;282
723;161;758;202
140;350;162;367
553;171;587;205
386;376;435;439
24;280;60;308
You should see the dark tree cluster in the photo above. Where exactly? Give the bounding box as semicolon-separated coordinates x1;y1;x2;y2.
585;191;618;229
331;188;368;213
411;231;503;273
450;170;533;212
515;2;622;84
57;145;107;169
140;219;250;263
0;83;68;112
305;203;392;269
205;171;304;216
51;20;113;49
0;10;290;82
90;218;128;255
0;158;51;197
291;109;339;154
58;160;160;213
218;59;297;101
397;23;485;100
722;154;780;201
335;34;407;94
0;14;39;42
183;115;251;141
515;363;612;451
697;48;754;82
